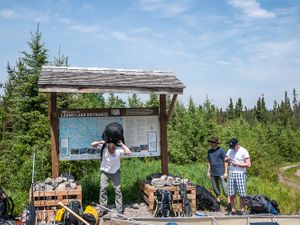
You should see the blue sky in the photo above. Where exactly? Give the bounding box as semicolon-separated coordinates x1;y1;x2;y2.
0;0;299;109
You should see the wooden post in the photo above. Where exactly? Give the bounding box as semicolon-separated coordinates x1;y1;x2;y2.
160;94;169;175
167;94;178;122
48;93;59;178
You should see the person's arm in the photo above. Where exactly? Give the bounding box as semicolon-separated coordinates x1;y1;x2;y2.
231;157;251;168
91;140;105;148
207;162;211;178
118;141;131;155
224;161;228;178
223;150;228;178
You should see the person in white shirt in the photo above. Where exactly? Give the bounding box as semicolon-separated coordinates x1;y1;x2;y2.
225;138;251;215
91;140;131;216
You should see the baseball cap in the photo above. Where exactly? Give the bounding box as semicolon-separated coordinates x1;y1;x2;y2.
228;138;238;149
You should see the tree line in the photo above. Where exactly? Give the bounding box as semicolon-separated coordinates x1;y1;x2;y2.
0;26;299;212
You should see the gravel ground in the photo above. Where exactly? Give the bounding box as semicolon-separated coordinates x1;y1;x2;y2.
97;203;230;220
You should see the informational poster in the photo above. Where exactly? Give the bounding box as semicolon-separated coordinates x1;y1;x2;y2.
58;108;160;160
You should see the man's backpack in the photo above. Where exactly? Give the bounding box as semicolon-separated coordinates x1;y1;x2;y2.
65;200;82;225
102;122;124;144
245;195;280;215
0;187;15;222
196;185;220;212
154;189;175;217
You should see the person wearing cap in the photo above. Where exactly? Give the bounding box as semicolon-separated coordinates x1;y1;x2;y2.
207;137;230;211
225;138;251;215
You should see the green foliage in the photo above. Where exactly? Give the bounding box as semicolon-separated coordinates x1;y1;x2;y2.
248;176;300;214
128;93;143;107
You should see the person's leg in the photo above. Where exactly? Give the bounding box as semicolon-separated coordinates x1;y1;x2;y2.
211;176;221;202
230;195;236;214
111;170;123;213
236;173;247;212
99;171;110;214
240;197;246;211
220;176;231;211
228;173;237;214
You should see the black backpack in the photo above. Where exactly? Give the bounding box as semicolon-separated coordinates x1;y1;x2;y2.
196;185;220;212
154;189;175;217
65;200;82;225
0;187;14;222
245;195;280;215
102;122;124;145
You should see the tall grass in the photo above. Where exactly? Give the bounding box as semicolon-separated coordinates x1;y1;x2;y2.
80;158;300;214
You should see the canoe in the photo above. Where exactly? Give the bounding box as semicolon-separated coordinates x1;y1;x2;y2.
102;214;300;225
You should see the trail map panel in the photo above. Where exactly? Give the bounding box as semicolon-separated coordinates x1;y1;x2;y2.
58;108;160;160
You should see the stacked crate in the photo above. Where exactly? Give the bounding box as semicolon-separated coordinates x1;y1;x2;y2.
140;181;196;214
32;185;82;221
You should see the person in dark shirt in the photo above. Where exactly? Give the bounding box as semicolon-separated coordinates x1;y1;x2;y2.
207;137;230;210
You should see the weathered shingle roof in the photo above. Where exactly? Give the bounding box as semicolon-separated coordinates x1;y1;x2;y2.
38;66;185;94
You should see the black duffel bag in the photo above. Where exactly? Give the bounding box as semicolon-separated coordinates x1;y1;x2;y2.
102;122;124;144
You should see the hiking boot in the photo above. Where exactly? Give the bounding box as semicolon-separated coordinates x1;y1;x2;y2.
227;211;236;216
237;211;248;216
226;203;232;212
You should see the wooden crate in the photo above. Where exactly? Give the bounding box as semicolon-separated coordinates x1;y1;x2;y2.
140;182;196;213
36;209;56;222
33;185;82;208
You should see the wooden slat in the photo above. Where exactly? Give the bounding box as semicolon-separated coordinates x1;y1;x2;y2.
167;94;178;122
38;66;185;94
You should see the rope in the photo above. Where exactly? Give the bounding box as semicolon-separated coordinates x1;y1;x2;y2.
207;213;220;225
93;203;136;222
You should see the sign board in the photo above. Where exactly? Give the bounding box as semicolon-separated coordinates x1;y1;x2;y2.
58;108;160;160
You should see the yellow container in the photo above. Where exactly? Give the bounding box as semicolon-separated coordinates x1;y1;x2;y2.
82;206;98;225
55;208;65;222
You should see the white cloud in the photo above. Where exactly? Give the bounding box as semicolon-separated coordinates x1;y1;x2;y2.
137;0;188;17
0;8;51;22
0;9;22;19
58;18;101;33
228;0;275;19
67;24;100;33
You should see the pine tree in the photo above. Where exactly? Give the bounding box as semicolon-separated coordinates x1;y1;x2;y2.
106;93;125;108
128;93;143;107
255;95;267;122
145;93;159;107
226;98;234;120
235;97;243;117
0;25;51;208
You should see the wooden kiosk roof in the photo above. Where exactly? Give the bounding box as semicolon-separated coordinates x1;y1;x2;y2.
38;66;185;94
38;66;185;178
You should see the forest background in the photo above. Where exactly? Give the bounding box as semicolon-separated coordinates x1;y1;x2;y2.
0;27;299;215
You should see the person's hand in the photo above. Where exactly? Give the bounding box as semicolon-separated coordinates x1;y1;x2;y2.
91;140;105;148
225;156;231;162
224;172;228;179
207;172;211;179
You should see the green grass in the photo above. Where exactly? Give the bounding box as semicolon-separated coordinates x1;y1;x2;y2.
247;176;300;214
80;158;300;214
283;165;300;185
